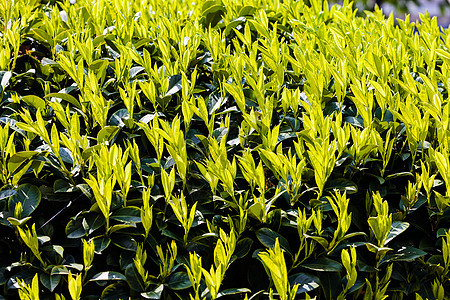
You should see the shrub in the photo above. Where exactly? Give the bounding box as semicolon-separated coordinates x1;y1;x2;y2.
1;0;450;299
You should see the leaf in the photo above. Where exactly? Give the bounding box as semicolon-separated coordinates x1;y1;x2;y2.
51;265;69;275
239;5;256;16
201;1;225;15
41;57;59;66
108;224;135;234
235;237;253;259
256;227;292;256
90;272;127;281
365;243;392;255
204;8;225;28
385;172;414;180
101;283;130;300
90;59;108;70
133;38;151;49
141;284;164;299
0;189;17;200
217;288;252;298
427;255;444;266
224;16;246;36
130;66;145;78
165;75;182;97
65;219;86;239
304;234;329;250
289;272;320;293
21;95;46;110
385;221;409;244
165;272;192;290
54;179;77;193
112;235;137;251
97;126;120;143
109;108;129;127
437;228;448;238
324;178;358;194
212;127;228;143
0;211;13;227
301;257;343;272
32;28;51;43
7;216;31;226
40;273;61;292
8;184;41;217
125;264;146;292
384;246;427;263
7;151;39;173
66;213;105;238
436;49;450;62
0;267;5;285
207;90;225;114
59;148;73;164
45;93;82;109
6;270;36;289
93;236;111;253
0;71;11;91
318;272;341;300
110;207;141;223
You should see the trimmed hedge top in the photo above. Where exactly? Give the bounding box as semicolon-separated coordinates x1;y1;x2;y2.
1;0;450;299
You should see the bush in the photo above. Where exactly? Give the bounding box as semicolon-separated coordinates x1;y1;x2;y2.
1;0;450;299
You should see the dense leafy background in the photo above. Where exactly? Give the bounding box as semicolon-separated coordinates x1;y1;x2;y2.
2;0;450;299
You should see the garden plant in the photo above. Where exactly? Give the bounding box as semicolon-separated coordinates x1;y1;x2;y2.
2;0;450;299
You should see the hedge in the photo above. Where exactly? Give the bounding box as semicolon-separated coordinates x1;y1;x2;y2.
1;0;450;299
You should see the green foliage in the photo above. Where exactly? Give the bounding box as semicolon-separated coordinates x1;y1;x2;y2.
2;0;450;298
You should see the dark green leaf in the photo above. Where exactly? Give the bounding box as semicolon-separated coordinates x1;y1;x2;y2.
110;207;141;223
256;227;292;256
235;237;253;259
318;272;341;300
8;184;41;217
0;267;5;285
125;264;146;292
141;284;164;299
217;288;251;298
165;272;192;290
301;257;343;272
40;273;61;292
437;228;448;238
165;75;182;97
289;273;320;293
101;282;130;300
0;190;16;200
109;109;129;127
385;172;414;180
325;178;358;194
51;265;69;275
112;235;137;251
53;179;77;193
59;148;73;164
130;66;145;78
386;222;409;244
93;236;111;253
384;246;427;262
90;271;127;281
66;213;104;238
